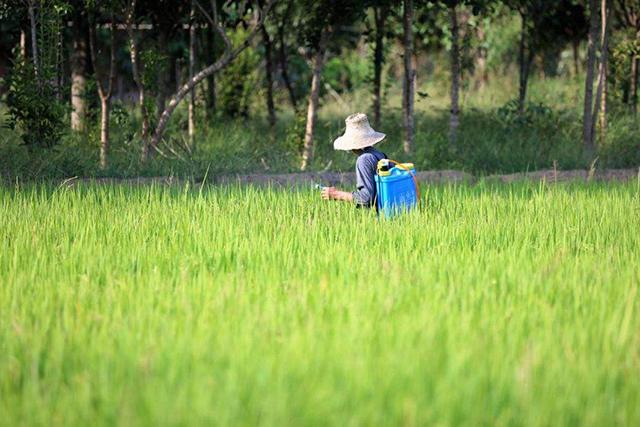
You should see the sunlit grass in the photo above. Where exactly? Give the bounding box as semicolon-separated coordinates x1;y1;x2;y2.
1;182;639;426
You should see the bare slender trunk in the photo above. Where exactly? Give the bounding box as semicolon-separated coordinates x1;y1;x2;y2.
631;56;638;114
27;1;39;83
55;26;63;101
99;98;110;169
517;12;533;114
189;0;196;147
208;0;219;117
277;1;297;111
372;5;387;128
572;39;580;77
474;22;488;90
402;0;415;154
89;13;117;169
583;0;599;155
156;30;170;116
449;2;460;150
300;31;328;171
70;9;87;132
19;30;27;59
126;0;151;161
593;0;611;143
206;20;217;117
262;24;276;129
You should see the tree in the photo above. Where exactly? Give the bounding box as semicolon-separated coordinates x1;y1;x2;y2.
583;0;611;155
125;0;152;161
150;0;274;150
260;0;276;129
143;0;188;118
25;0;39;83
205;0;218;118
70;1;88;131
275;1;298;112
299;0;365;170
188;0;196;147
366;0;392;128
614;0;640;113
506;1;587;113
6;1;67;148
402;0;415;154
446;0;461;149
300;30;328;171
87;1;117;169
594;0;612;142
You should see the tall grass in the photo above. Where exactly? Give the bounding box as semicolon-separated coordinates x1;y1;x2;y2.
1;182;639;425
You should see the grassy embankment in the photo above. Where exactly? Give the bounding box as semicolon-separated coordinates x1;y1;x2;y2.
1;182;639;425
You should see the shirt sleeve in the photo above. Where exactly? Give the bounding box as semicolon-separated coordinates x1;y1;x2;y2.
352;154;378;207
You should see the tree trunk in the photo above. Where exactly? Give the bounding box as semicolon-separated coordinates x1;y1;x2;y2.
189;0;196;148
89;14;116;170
572;39;580;77
631;55;638;114
156;30;170;116
592;0;611;143
300;31;328;171
449;2;460;150
277;1;297;111
402;0;415;154
206;20;217;117
517;12;533;114
372;5;387;129
70;8;87;132
474;21;488;90
126;0;152;161
55;25;63;101
99;97;110;169
27;1;39;83
582;0;599;156
262;24;276;129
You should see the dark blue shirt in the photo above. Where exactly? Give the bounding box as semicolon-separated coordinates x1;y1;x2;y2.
352;147;386;207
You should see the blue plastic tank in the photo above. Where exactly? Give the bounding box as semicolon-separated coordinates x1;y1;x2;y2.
375;163;418;218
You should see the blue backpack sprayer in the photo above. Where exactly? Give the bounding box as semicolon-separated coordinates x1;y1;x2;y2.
315;159;419;217
374;159;419;218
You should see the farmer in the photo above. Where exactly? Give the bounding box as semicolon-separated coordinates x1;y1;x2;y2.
321;113;387;208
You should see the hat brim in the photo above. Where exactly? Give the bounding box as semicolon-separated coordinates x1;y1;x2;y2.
333;132;386;151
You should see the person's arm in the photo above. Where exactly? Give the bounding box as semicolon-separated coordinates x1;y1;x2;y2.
321;154;377;205
321;187;353;202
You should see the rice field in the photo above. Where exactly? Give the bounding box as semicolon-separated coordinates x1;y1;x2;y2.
1;182;639;426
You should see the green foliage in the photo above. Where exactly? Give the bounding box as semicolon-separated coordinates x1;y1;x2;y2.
496;98;552;124
610;27;640;105
5;59;66;148
217;28;260;118
324;50;370;93
298;0;367;50
283;109;307;155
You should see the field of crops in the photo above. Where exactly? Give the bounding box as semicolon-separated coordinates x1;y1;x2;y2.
1;182;639;426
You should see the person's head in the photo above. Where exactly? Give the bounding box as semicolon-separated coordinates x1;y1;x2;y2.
333;113;385;152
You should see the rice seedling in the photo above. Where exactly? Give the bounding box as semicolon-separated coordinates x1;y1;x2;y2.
1;182;639;426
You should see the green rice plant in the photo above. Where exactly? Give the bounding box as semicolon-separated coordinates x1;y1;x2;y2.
0;182;639;426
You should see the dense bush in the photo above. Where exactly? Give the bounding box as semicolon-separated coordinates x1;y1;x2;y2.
5;59;66;148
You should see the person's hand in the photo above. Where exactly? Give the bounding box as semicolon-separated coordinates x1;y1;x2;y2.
321;187;337;200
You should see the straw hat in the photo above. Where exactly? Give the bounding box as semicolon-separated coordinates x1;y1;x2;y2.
333;113;386;150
